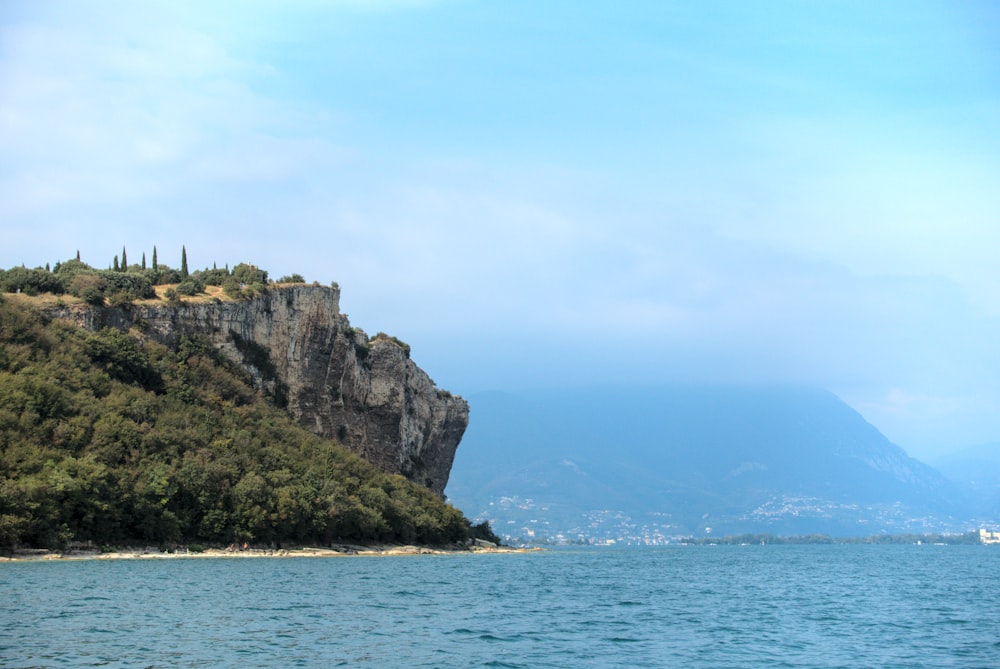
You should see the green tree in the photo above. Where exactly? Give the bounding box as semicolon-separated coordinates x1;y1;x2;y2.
180;246;188;278
97;271;155;301
222;277;242;299
69;274;106;305
1;267;65;295
53;258;92;282
152;246;158;271
121;247;127;271
84;328;163;391
175;276;205;296
232;263;267;285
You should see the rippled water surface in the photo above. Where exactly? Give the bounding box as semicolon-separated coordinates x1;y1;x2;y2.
2;545;999;668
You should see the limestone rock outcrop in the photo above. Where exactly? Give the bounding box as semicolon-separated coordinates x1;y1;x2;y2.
46;285;468;495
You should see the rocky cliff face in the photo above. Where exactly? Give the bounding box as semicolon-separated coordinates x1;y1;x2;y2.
46;285;468;495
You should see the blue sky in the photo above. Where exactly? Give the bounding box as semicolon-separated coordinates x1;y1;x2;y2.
1;1;998;459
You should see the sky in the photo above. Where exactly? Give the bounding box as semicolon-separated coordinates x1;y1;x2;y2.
1;1;998;460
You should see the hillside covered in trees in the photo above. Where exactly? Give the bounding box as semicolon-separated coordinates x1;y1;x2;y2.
0;252;496;551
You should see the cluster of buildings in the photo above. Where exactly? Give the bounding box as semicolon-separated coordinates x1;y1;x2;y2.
481;495;1000;546
980;529;1000;544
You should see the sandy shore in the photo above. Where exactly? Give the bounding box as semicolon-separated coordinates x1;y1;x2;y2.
1;543;534;562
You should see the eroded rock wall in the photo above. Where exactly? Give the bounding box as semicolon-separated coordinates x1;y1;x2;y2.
46;285;468;495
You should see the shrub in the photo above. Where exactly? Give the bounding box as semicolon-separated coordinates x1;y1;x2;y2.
107;292;133;309
222;277;242;299
97;270;155;300
69;274;107;306
150;266;182;285
175;277;205;296
232;263;267;286
193;268;229;286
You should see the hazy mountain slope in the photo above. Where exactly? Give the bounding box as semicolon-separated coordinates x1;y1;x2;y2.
931;443;1000;516
446;386;965;541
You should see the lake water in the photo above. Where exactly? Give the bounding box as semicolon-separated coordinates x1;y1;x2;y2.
2;545;998;668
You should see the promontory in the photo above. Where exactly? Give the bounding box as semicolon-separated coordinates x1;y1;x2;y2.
44;283;469;497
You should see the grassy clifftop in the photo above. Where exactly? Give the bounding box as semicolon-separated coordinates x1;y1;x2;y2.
0;252;296;307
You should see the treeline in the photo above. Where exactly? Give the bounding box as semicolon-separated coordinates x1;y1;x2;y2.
0;247;308;306
0;296;498;550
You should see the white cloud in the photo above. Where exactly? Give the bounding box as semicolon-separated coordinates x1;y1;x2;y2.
0;8;352;253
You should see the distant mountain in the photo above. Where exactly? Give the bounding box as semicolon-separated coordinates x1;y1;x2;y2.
445;386;970;542
930;443;1000;518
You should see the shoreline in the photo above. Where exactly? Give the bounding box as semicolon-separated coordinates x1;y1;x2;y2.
1;543;536;562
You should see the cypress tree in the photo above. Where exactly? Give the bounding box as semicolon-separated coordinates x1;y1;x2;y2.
76;250;81;261
152;246;158;270
180;245;188;278
113;255;120;271
121;246;128;271
141;252;147;270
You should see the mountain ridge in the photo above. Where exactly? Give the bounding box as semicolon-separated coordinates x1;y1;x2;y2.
446;386;972;542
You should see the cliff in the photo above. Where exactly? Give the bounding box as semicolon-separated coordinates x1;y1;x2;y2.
45;285;468;495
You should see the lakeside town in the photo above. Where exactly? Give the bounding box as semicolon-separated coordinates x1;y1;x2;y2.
479;495;1000;547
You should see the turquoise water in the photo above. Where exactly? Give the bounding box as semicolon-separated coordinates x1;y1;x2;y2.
2;545;998;668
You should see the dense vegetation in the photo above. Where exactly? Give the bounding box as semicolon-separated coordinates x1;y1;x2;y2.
0;266;498;551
